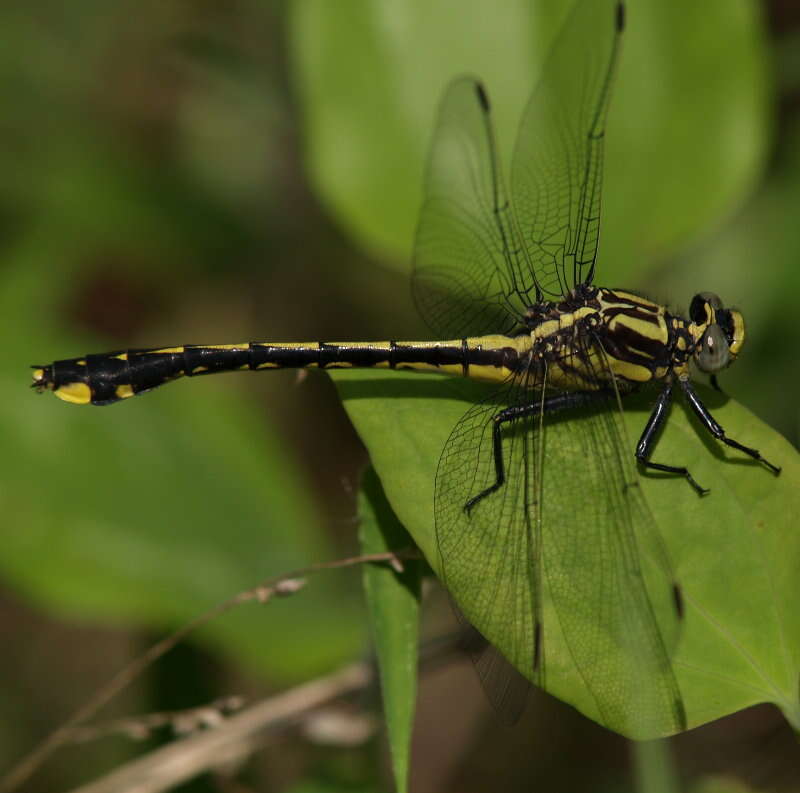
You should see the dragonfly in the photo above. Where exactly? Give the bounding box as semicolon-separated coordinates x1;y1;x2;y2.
32;0;780;736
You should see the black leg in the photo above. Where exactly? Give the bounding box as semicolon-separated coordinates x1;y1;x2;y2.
636;382;709;495
679;379;781;475
464;390;609;514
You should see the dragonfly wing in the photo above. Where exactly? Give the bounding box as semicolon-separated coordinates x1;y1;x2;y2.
511;0;623;297
412;78;536;339
539;333;684;735
435;374;544;691
435;360;685;736
454;608;530;724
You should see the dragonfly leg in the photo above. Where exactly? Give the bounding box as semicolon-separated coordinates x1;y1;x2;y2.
464;390;610;514
636;381;710;494
679;379;781;475
464;403;536;514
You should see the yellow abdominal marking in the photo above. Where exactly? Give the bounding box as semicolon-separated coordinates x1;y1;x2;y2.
247;342;319;370
55;381;92;405
115;384;135;400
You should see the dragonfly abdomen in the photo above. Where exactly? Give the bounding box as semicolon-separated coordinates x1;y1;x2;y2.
32;335;533;406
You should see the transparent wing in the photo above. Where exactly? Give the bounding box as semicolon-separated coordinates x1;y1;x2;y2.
414;0;623;337
435;373;541;675
412;78;536;339
538;341;685;736
435;355;685;736
454;608;530;724
511;0;623;298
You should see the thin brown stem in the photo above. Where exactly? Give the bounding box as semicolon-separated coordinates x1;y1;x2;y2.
67;662;373;793
0;549;418;793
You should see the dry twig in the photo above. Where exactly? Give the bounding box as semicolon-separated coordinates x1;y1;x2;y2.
1;550;416;793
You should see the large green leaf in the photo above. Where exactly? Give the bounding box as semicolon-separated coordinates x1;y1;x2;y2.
290;0;768;278
332;367;800;736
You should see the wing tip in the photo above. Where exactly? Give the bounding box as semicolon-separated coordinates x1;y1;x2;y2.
672;583;684;620
533;619;543;671
675;694;688;732
474;81;490;113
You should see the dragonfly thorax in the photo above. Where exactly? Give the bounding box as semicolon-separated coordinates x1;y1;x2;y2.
522;286;746;391
523;285;675;390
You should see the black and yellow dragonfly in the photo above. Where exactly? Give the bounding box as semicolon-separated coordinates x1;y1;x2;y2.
32;0;779;735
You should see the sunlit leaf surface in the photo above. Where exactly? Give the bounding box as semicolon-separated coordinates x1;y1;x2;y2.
334;368;800;734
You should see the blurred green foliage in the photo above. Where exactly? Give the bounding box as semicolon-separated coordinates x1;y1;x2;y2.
291;0;770;274
1;0;799;790
2;45;363;691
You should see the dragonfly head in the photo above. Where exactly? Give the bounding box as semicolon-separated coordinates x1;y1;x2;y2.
688;292;745;374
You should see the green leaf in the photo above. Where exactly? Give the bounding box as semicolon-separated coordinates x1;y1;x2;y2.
333;368;800;735
291;0;768;276
359;468;421;793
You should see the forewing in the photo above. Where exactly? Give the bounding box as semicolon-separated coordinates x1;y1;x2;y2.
412;78;534;339
435;347;685;736
511;0;623;297
537;339;685;736
454;609;530;724
435;374;543;690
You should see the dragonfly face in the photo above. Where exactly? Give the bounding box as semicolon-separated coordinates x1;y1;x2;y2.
686;291;746;373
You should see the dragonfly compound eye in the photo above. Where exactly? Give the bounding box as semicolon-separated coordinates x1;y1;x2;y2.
689;292;722;325
696;324;730;373
718;308;745;358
